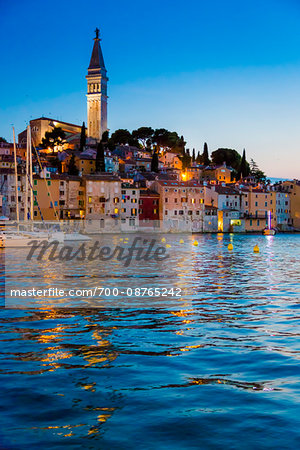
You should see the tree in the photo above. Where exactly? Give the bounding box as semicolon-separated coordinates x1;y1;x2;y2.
40;127;66;154
238;148;250;180
152;129;185;153
249;159;267;183
192;148;196;162
151;148;159;172
79;122;86;152
96;141;105;172
179;149;192;170
196;151;202;164
211;148;241;171
132;127;154;148
109;129;139;147
202;142;210;166
101;130;109;143
0;137;7;143
68;154;79;175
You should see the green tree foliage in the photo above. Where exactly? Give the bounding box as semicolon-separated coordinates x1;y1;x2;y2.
0;137;7;143
132;127;154;148
202;142;210;166
152;129;185;153
192;148;196;162
238;148;250;180
211;148;242;171
79;122;86;152
196;151;202;164
68;154;79;176
180;149;192;170
96;141;106;172
151;148;159;172
40;127;66;154
249;159;267;183
109;129;139;147
101;130;109;143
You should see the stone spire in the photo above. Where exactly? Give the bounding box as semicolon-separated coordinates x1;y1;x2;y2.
88;28;106;73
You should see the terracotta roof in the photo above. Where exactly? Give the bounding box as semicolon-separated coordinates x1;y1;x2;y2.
84;174;121;181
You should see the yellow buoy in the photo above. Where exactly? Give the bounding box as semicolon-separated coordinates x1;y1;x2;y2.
253;244;259;253
179;239;184;244
193;240;199;246
166;244;171;248
161;237;166;243
228;243;233;251
119;238;123;241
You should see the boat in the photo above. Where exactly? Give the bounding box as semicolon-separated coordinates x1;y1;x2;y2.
263;210;276;235
262;228;276;236
64;233;91;241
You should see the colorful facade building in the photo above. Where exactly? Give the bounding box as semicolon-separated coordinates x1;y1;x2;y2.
151;180;205;232
139;189;160;227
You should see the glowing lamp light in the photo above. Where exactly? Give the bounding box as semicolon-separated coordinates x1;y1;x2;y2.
181;171;187;181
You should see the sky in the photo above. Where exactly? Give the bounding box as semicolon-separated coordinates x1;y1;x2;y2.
1;0;300;178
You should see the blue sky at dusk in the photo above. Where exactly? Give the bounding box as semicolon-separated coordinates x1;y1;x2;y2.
1;0;300;178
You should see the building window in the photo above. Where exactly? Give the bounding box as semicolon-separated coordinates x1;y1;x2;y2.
34;180;37;186
47;180;51;186
114;197;119;203
179;210;183;215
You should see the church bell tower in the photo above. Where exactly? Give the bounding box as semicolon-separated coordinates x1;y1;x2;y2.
86;28;108;141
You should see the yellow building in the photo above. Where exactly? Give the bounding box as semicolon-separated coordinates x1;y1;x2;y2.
32;175;60;220
201;163;232;183
281;180;300;230
242;188;271;232
76;155;96;175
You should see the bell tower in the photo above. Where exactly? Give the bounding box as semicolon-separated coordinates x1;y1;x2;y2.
86;28;108;141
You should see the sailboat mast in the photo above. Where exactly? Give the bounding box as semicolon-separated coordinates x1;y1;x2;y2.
24;125;29;221
29;126;34;221
12;127;19;223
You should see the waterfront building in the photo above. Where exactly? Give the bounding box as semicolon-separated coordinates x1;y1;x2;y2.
84;174;121;232
120;182;140;230
207;185;243;232
279;180;300;230
58;175;85;220
151;180;205;232
241;188;270;232
139;188;160;228
32;175;60;221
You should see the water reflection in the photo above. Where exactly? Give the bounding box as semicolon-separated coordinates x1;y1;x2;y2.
1;234;300;447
